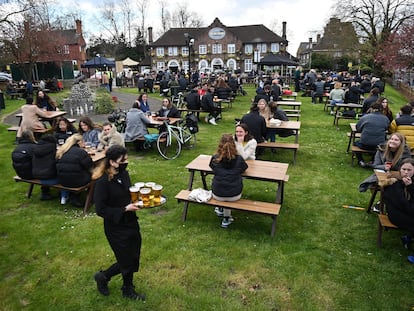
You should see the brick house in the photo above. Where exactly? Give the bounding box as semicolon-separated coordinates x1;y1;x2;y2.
148;18;290;73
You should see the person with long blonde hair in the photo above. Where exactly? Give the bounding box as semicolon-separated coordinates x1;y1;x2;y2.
92;145;145;300
209;134;248;228
56;134;93;206
372;133;411;171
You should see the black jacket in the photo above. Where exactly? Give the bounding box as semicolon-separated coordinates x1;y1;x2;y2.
11;138;36;179
185;90;201;110
32;138;57;180
158;105;181;118
56;145;93;187
209;155;248;198
240;111;267;143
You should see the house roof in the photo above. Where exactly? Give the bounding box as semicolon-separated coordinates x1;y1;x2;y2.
152;18;287;46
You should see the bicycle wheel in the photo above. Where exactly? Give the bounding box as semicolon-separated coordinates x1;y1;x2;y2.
157;131;182;160
182;128;196;149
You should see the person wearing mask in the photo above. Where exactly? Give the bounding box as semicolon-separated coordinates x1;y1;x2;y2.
53;117;77;145
97;122;125;152
92;145;146;300
56;134;93;206
35;90;57;111
78;116;101;148
11;130;37;180
381;158;414;264
210;134;248;228
353;102;390;167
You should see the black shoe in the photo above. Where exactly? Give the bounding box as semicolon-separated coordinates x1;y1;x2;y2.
401;235;412;249
122;285;146;301
94;271;109;296
40;193;54;201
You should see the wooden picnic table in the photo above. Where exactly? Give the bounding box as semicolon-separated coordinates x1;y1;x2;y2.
332;103;363;127
275;101;301;110
266;120;301;143
15;110;67;126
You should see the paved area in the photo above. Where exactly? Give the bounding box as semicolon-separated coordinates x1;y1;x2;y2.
2;88;163;126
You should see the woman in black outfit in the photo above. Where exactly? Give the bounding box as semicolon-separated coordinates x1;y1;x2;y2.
92;145;145;300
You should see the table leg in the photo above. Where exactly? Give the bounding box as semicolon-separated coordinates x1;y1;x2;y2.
182;170;196;221
347;131;355;153
275;181;284;204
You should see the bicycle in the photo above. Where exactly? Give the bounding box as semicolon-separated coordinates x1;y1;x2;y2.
156;119;196;160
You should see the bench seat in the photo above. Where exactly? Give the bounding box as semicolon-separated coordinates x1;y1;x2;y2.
13;176;94;214
175;189;281;236
377;214;399;247
256;142;299;164
350;145;376;166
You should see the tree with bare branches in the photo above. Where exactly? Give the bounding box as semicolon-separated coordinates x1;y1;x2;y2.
335;0;414;73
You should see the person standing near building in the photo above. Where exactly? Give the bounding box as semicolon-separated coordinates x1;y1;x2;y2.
92;145;146;300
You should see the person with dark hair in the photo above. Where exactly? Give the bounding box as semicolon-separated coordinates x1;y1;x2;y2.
157;98;181;118
137;93;150;113
124;102;151;151
11;130;37;179
354;102;390;167
254;84;272;103
269;101;295;138
54;117;77;145
78;116;101;148
376;96;393;122
381;158;414;264
210;134;248;228
184;86;201;110
390;104;414;149
92;145;146;300
32;134;58;201
240;103;267;143
35;90;57;111
362;87;380;114
200;84;221;125
234;123;257;160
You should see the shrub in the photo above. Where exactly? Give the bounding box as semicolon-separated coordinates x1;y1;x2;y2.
94;88;114;114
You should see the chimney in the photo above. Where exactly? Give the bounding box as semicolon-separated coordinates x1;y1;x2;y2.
316;34;321;43
282;21;287;40
308;37;313;49
148;27;153;44
75;20;82;35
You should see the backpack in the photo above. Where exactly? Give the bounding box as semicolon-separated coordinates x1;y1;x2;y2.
185;113;199;134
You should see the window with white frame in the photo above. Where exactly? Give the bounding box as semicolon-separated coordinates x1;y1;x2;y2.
156;61;165;70
182;46;189;56
244;44;253;54
227;44;236;54
227;59;236;70
156;47;164;57
271;43;279;53
199;45;207;54
168;46;178;56
182;60;189;71
212;43;222;54
257;43;266;53
244;59;253;72
63;45;70;54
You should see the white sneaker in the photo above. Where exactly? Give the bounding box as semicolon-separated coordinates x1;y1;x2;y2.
61;196;68;205
209;118;217;125
221;217;234;228
204;116;209;123
214;207;224;217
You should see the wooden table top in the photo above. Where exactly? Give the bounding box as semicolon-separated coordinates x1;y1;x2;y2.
147;116;181;126
16;110;67;120
266;120;301;130
185;154;289;182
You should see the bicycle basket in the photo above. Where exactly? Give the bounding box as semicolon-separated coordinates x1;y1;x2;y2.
185;113;199;134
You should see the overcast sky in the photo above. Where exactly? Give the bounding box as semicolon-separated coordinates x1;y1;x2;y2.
69;0;337;56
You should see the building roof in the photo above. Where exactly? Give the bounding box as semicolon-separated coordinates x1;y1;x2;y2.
152;18;288;46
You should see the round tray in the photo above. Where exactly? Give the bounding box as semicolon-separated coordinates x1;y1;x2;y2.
136;195;167;208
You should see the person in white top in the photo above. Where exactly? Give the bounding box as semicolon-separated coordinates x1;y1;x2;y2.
234;123;257;160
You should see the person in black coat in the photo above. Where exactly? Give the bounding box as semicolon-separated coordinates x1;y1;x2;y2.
157;98;181;118
254;85;271;103
382;158;414;263
362;87;380;114
184;86;201;110
32;134;58;200
56;134;93;206
240;103;267;143
53;117;77;145
345;81;362;104
201;84;221;125
11;130;37;180
92;145;145;300
210;134;248;228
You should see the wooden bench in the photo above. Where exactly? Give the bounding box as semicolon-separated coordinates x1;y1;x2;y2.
346;132;361;153
350;145;376;166
377;214;399;247
257;141;299;164
284;109;301;121
175;189;281;237
13;176;94;215
7;92;21;100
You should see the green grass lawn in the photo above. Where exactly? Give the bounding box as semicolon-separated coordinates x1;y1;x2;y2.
1;85;413;310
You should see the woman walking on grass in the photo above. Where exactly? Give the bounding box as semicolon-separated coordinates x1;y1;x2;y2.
92;145;145;301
